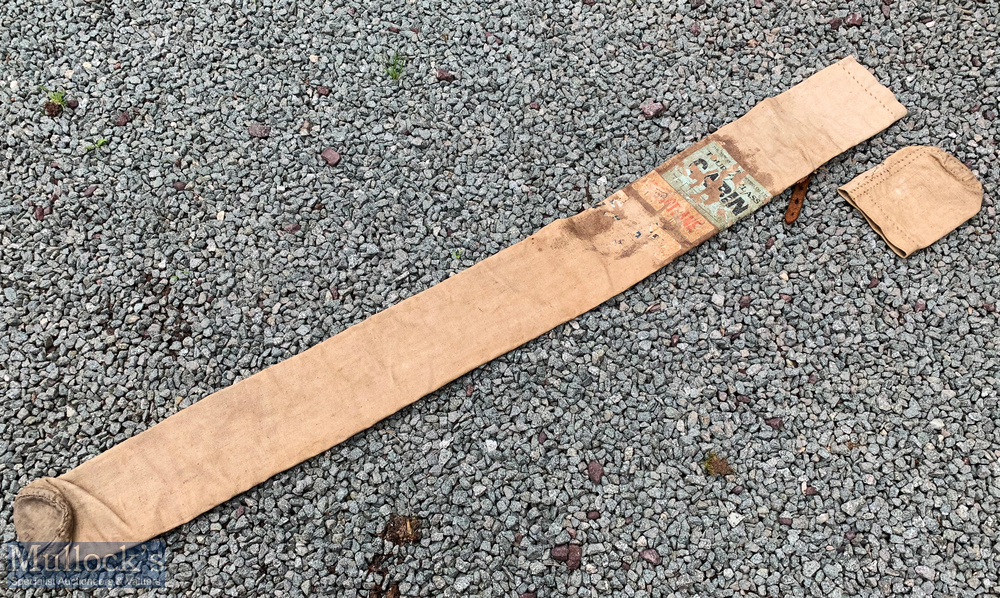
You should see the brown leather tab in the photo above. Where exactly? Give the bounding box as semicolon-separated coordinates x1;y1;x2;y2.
784;175;810;224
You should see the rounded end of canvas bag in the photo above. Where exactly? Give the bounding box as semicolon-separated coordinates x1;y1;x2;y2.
13;477;75;544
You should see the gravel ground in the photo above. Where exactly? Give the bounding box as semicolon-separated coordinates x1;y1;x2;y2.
2;0;998;596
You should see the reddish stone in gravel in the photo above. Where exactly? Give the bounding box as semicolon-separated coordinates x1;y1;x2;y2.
551;544;569;562
34;205;46;220
537;430;547;443
640;549;661;565
804;486;819;496
765;417;784;430
566;545;582;570
172;181;187;191
316;86;331;96
283;223;301;233
529;101;540;109
845;12;863;26
670;333;680;346
829;17;843;30
582;0;596;5
115;110;131;126
519;593;536;598
914;299;927;312
248;124;271;138
780;293;792;303
845;530;857;541
436;68;456;82
690;24;701;35
808;374;818;384
389;25;400;33
587;510;600;520
731;485;744;495
641;101;665;118
881;4;890;17
320;148;341;166
867;277;879;289
739;295;751;309
765;237;775;249
587;460;604;484
778;517;793;526
736;395;752;404
66;99;79;109
82;185;98;197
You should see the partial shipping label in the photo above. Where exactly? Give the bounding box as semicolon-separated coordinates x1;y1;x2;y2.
628;172;713;246
659;141;769;230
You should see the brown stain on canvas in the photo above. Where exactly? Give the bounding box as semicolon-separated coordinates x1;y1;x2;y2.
616;243;640;259
712;134;775;192
563;209;615;240
653;137;715;178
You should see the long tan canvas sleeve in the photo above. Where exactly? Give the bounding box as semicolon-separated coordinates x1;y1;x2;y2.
13;57;906;546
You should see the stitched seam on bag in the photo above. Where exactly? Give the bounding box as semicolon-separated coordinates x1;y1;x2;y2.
932;149;981;191
848;147;931;198
15;490;72;540
839;62;895;119
859;192;920;249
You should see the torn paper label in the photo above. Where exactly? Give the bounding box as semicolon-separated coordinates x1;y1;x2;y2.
660;141;769;230
624;172;713;247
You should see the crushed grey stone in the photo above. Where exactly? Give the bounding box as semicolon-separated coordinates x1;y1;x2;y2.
1;0;998;596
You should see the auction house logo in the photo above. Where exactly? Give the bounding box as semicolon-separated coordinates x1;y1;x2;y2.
4;542;165;589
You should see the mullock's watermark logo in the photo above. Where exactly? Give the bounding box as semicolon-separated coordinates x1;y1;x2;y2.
4;542;165;589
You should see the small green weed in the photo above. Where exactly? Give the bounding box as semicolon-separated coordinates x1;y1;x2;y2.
40;85;69;116
386;53;405;80
40;86;67;106
85;138;109;152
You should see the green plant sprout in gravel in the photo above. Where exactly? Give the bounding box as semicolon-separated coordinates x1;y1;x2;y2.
451;249;463;260
386;52;405;80
40;85;67;116
85;138;109;152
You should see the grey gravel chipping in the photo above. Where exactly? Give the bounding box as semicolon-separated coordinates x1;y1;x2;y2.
2;0;999;597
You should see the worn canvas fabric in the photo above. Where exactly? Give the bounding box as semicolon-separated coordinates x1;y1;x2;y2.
838;146;983;257
14;57;906;546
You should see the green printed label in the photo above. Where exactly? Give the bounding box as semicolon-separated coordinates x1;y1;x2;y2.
659;141;769;230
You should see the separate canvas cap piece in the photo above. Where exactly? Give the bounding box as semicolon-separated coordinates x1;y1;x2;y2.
838;146;983;257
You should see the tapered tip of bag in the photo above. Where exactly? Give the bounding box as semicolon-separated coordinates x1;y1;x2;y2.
13;478;74;544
